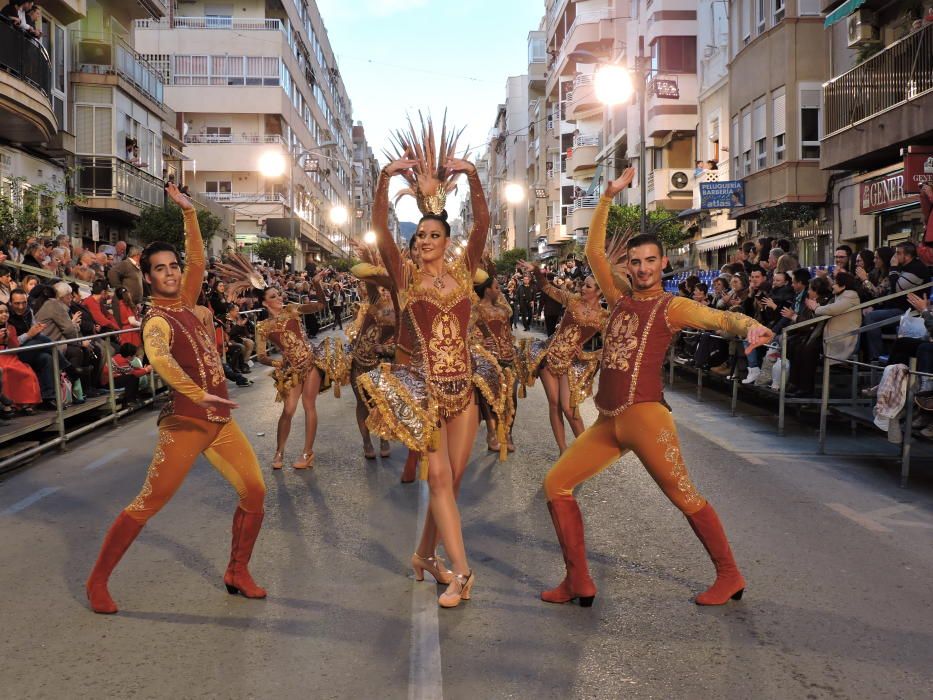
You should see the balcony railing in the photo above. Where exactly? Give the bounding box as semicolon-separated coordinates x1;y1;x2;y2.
0;18;51;95
824;22;933;138
573;73;594;89
573;133;601;148
184;133;284;145
135;16;285;32
200;192;287;204
72;30;165;105
76;156;165;208
571;195;600;211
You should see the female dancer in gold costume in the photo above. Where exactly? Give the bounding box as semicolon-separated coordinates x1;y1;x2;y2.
516;261;607;454
472;268;518;457
357;118;490;607
254;271;348;470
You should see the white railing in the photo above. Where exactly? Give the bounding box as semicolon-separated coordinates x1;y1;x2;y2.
201;192;286;203
572;195;600;210
573;133;601;148
566;9;612;38
184;134;284;145
135;17;285;32
573;73;594;89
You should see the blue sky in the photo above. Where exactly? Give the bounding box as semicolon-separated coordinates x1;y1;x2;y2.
316;0;545;222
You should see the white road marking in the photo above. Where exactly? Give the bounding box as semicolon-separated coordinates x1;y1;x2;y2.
83;448;129;472
1;487;61;516
409;480;443;700
826;503;933;533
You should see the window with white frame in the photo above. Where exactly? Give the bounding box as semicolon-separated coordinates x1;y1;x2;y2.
774;0;785;23
799;84;822;159
205;180;232;194
772;87;786;163
753;98;767;170
797;0;820;15
756;0;766;35
742;0;751;45
741;108;752;176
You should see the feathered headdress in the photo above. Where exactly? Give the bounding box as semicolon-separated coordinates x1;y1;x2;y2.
386;111;466;216
213;253;267;300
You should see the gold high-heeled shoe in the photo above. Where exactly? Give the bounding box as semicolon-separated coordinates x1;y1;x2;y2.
411;553;453;584
271;451;284;470
363;441;376;460
438;570;474;608
380;439;391;458
292;452;314;469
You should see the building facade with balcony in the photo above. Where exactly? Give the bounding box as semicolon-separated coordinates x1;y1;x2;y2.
820;1;933;251
352;122;379;243
134;1;356;262
726;0;830;263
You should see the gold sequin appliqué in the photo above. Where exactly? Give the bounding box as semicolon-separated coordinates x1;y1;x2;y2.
656;429;702;508
126;428;176;512
429;311;468;374
602;309;640;371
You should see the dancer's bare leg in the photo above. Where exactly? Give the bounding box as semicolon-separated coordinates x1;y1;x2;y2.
540;367;566;453
275;384;302;455
299;369;322;455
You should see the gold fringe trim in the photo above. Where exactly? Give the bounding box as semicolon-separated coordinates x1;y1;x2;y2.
356;364;439;455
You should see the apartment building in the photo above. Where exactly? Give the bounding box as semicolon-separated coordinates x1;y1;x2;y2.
0;1;230;254
526;27;549;258
821;1;933;251
135;1;356;264
352;122;379;242
617;0;699;229
690;0;740;269
727;0;829;263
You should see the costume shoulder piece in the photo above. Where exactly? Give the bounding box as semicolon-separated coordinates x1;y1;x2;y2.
212;253;267;300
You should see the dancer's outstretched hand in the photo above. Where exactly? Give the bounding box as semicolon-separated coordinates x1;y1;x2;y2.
165;182;194;210
443;158;476;176
605;167;636;198
384;158;418;177
197;393;239;410
745;325;774;355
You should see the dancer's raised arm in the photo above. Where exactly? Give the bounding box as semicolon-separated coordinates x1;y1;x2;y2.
585;168;635;306
447;158;489;274
373;159;418;290
165;183;204;308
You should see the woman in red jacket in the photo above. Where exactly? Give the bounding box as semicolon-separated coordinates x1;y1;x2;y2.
100;342;150;406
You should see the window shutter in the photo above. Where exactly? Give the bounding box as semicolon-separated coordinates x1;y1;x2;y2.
800;87;821;109
753;100;766;141
94;106;112;154
742;111;751;152
75;105;93;153
798;0;819;16
773;90;786;135
731;116;739;154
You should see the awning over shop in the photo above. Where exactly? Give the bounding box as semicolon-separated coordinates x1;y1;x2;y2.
824;0;866;28
678;208;702;219
694;230;738;252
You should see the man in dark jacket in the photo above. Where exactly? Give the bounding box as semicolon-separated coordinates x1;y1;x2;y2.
7;288;57;405
542;272;564;336
515;274;534;331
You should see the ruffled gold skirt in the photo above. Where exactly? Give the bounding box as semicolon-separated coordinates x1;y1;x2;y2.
515;337;600;410
272;336;351;402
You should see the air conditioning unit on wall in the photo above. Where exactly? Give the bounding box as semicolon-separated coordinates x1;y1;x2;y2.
670;171;690;190
847;9;879;48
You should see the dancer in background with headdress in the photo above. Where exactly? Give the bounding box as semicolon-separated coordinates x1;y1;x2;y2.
357;115;489;608
515;260;607;454
472;262;518;458
347;242;397;460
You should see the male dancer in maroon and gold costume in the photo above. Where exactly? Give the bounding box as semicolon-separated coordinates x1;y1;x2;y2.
541;169;773;607
85;184;267;614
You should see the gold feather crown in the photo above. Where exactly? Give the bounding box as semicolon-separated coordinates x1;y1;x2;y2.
386;111;466;216
213;253;267;301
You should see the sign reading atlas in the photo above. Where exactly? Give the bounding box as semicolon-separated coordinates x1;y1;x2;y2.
699;180;745;209
903;145;933;194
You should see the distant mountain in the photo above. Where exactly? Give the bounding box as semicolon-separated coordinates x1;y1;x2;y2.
399;221;418;242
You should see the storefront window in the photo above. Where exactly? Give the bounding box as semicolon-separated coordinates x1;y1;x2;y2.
880;206;924;248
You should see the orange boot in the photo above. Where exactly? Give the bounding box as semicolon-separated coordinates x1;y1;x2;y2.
540;496;596;606
686;503;746;605
401;450;419;483
86;511;144;614
223;507;267;598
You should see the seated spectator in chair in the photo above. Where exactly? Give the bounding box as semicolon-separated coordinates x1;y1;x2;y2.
100;342;150;407
111;286;142;347
855;246;893;301
759;270;797;337
741;267;772;383
863;241;931;363
6;289;57;404
36;282;101;397
0;265;14;304
0;302;44;414
786;272;860;398
692;281;710;306
83;280;120;334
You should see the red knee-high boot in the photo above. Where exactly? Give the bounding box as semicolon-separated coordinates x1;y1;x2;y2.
541;496;596;606
223;507;267;598
401;450;419;484
86;511;144;614
686;502;746;605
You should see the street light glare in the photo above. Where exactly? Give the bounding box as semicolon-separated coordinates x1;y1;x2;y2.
595;65;634;105
504;182;526;204
330;205;349;225
258;151;287;178
363;230;377;245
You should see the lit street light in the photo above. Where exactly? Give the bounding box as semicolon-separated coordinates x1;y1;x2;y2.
504;182;526;205
363;230;377;245
258;151;287;178
594;65;634;105
330;205;349;226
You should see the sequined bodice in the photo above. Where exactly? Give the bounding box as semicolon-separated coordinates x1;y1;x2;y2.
546;298;609;373
353;298;396;366
258;307;314;370
476;299;515;362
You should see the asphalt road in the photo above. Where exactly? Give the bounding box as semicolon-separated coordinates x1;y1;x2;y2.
1;333;932;699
